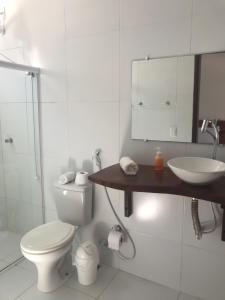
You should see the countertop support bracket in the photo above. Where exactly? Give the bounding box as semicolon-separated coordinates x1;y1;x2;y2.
124;191;133;217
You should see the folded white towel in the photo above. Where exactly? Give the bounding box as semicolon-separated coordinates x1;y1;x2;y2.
119;157;139;175
58;171;75;185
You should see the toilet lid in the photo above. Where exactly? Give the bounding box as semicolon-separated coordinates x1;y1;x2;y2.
20;221;75;254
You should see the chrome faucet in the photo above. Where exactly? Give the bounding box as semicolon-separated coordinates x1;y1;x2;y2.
200;119;219;159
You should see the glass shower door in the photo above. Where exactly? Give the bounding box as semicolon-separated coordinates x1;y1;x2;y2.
0;63;43;270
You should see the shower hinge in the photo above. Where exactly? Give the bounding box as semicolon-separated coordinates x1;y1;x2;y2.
26;71;35;77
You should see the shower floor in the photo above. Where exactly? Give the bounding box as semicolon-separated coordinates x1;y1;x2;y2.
0;231;22;270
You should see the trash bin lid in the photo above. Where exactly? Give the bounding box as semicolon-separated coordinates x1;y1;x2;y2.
76;241;99;260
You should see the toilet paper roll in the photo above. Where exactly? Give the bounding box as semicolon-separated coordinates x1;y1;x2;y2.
108;230;123;251
75;171;89;186
58;171;75;185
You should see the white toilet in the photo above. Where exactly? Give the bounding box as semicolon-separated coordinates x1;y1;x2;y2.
20;182;92;293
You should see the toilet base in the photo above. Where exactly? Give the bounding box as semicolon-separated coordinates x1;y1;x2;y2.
23;244;73;293
37;249;73;292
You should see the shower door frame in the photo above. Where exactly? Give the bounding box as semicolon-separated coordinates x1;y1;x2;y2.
0;60;44;271
0;60;40;74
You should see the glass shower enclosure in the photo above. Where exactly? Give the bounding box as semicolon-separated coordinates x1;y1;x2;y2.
0;60;43;271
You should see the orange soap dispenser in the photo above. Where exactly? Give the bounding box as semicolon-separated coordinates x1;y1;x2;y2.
154;147;164;171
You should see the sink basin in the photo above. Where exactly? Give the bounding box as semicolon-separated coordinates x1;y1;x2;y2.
167;157;225;185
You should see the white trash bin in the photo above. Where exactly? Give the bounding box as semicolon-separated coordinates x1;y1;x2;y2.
74;241;99;286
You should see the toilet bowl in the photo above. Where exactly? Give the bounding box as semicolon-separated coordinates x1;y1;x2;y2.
20;221;76;292
21;182;92;293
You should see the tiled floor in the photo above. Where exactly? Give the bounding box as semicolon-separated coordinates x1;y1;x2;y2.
0;231;22;270
0;260;201;300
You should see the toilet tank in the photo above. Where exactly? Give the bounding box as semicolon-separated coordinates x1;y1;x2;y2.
53;182;92;226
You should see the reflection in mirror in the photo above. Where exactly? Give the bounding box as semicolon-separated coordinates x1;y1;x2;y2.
131;52;225;145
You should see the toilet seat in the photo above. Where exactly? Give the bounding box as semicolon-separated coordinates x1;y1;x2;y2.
21;221;75;255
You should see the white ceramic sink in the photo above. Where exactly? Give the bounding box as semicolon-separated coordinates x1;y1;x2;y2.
167;157;225;185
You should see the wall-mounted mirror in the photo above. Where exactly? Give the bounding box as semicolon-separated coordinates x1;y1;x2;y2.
131;52;225;144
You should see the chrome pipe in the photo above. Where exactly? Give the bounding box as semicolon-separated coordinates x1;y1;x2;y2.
211;121;220;159
191;198;202;240
200;119;220;159
201;119;209;133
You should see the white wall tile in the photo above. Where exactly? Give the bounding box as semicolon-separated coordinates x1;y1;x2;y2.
68;102;119;169
24;38;67;102
18;0;65;41
0;0;24;50
42;155;71;210
65;0;119;37
40;102;69;157
181;245;225;300
191;0;225;53
45;208;59;223
215;145;225;162
120;0;192;29
17;0;67;102
66;32;119;102
119;232;182;290
185;143;212;158
119;193;184;242
0;48;25;65
120;19;192;102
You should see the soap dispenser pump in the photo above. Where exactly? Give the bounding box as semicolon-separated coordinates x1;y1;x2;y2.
154;147;164;171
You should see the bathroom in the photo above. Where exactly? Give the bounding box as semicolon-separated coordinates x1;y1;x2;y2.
0;0;224;299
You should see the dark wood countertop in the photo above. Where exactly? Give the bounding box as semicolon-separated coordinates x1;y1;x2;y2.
89;164;225;205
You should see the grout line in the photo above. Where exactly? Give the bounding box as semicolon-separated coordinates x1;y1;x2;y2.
14;283;36;300
96;268;120;300
62;265;119;300
177;290;182;300
65;285;96;300
65;28;119;41
177;291;182;300
63;266;120;300
62;0;71;160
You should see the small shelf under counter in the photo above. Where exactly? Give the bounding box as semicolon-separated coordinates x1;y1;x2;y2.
88;164;225;241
